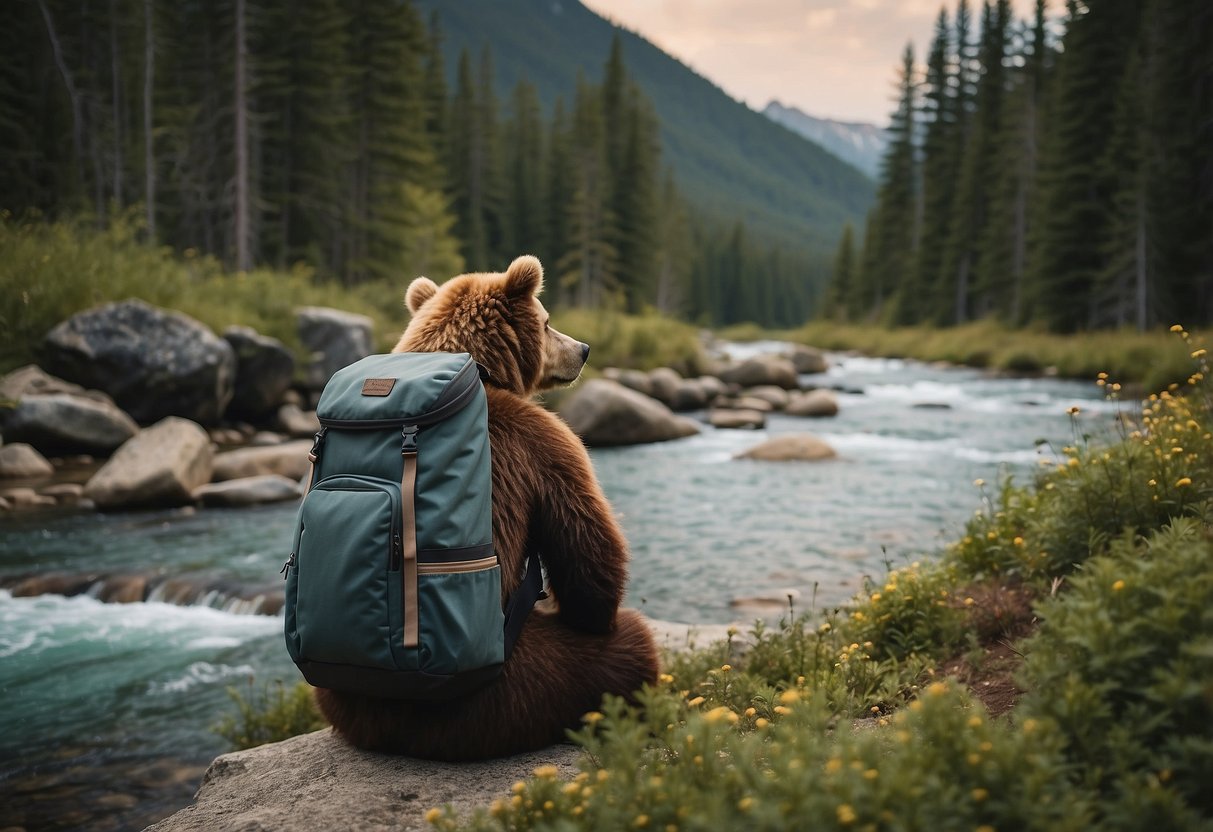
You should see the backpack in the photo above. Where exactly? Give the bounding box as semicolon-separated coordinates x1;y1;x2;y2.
281;352;543;700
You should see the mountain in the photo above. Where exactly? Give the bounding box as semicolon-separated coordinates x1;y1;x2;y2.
763;101;888;180
416;0;875;256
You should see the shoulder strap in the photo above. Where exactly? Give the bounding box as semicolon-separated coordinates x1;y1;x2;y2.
503;550;544;657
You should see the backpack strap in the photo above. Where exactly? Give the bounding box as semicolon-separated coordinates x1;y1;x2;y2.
503;550;544;657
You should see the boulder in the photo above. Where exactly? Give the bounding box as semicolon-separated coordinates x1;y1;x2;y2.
708;408;766;430
647;367;682;406
559;379;700;446
211;440;312;482
84;417;214;510
736;434;837;462
716;395;774;413
249;430;288;446
40;299;236;425
0;443;54;479
147;730;580;832
744;385;791;410
785;389;840;418
277;404;321;438
669;379;710;412
40;482;85;503
193;474;301;507
296;307;373;389
613;368;653;398
1;393;139;455
222;326;296;420
717;355;799;390
697;375;728;401
0;364;114;404
0;486;56;508
785;344;829;375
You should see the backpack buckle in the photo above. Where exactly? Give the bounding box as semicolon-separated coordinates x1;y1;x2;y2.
401;425;419;455
308;427;327;462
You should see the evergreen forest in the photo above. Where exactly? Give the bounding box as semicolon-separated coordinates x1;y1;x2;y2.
1;0;839;329
824;0;1213;332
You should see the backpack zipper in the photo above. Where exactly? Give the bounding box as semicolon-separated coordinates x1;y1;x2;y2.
317;360;480;430
417;555;497;575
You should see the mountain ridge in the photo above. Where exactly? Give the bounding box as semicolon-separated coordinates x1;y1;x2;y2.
763;101;888;180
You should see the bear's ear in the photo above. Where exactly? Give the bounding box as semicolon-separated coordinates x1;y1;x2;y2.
405;277;439;314
504;255;544;299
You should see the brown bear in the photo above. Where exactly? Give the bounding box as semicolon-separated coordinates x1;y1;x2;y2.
314;255;660;760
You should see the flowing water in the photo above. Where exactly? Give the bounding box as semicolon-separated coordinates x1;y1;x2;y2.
0;348;1120;830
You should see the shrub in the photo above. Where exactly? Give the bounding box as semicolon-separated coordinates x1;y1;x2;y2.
213;679;326;751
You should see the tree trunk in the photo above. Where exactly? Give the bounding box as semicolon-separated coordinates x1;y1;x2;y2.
143;0;155;239
233;0;251;270
110;0;123;205
37;0;85;197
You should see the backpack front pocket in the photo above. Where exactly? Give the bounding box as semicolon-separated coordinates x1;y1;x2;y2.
414;548;504;675
291;476;402;670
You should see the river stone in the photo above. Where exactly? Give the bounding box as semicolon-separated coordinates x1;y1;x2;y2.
278;403;321;438
719;395;774;413
708;408;766;430
40;299;236;425
785;344;829;375
744;385;791;410
146;730;581;832
223;325;296;420
559;379;699;446
250;430;288;446
84;417;214;510
1;393;139;455
613;368;653;397
0;443;54;479
211;440;312;482
717;355;799;390
41;482;85;502
785;389;840;418
0;486;56;508
296;307;373;389
669;378;710;411
736;434;837;462
0;364;114;404
98;574;148;603
193;474;301;507
647;367;682;406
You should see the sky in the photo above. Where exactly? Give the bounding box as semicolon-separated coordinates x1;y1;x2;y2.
581;0;1038;126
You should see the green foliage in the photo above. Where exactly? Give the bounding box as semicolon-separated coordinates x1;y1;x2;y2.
550;309;704;376
214;679;326;751
1020;518;1213;826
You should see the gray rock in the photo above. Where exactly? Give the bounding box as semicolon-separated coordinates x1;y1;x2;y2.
0;443;54;479
736;434;837;461
647;367;682;406
1;393;139;455
296;306;373;389
743;385;791;410
84;417;214;510
669;379;709;412
40;482;85;502
223;325;296;420
785;344;829;375
0;496;9;511
717;355;799;390
559;379;700;446
208;427;245;446
40;299;236;425
785;389;840;418
0;364;114;404
0;486;56;508
146;730;581;832
211;440;312;482
613;368;653;398
278;403;321;438
249;430;288;446
718;395;775;413
193;474;301;507
729;588;803;616
708;408;766;430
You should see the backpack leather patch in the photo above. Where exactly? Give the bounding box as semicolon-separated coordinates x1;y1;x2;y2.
361;378;396;396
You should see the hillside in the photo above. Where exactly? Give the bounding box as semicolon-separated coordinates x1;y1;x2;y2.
416;0;875;255
763;101;887;180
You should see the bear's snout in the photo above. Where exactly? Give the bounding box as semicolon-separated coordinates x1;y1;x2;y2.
580;342;590;364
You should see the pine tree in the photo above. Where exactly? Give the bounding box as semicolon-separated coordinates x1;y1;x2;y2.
615;84;660;311
544;97;575;306
399;182;464;280
422;9;448;177
502;80;546;259
559;73;616;308
823;223;856;321
652;171;691;316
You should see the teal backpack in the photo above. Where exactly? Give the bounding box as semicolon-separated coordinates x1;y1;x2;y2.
281;352;543;699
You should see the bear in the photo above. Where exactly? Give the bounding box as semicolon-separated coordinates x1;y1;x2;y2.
314;254;661;760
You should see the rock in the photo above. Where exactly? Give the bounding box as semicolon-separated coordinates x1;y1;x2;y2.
697;375;727;402
296;307;373;390
84;417;214;510
0;393;139;455
222;325;296;420
559;379;700;446
669;379;709;412
717;355;799;390
211;440;312;482
612;368;653;398
40;482;85;502
717;395;774;413
736;434;837;462
209;427;245;446
146;730;581;832
0;443;54;479
249;430;287;446
278;404;321;438
708;408;766;430
0;486;56;508
647;367;682;406
193;474;301;507
785;389;840;418
913;402;953;410
785;344;829;375
744;385;791;410
0;364;114;404
0;496;9;511
6;571;101;597
40;299;236;425
729;588;803;616
97;574;148;603
647;619;747;654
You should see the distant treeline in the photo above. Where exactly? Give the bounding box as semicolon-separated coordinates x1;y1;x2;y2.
823;0;1213;331
1;0;821;328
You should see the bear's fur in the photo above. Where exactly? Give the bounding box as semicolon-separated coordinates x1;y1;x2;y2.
314;255;660;760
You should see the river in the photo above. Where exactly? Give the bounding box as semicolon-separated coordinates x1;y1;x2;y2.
0;347;1118;830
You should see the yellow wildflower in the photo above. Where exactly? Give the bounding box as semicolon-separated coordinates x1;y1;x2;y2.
1176;477;1192;487
533;765;559;779
738;797;754;811
755;718;770;729
511;781;526;795
635;814;650;828
870;592;882;602
864;769;879;780
964;597;975;606
584;711;604;724
779;689;801;705
837;804;857;825
927;681;949;697
972;788;989;802
1192;349;1207;359
658;673;674;684
563;782;580;796
774;705;792;716
968;715;983;728
1113;580;1126;592
543;800;554;811
745;707;757;717
687;696;705;707
424;807;443;825
720;664;732;673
